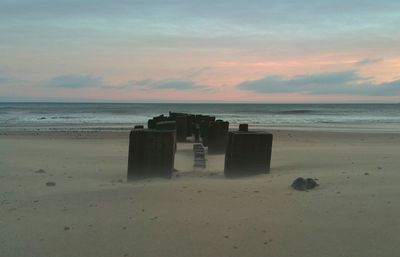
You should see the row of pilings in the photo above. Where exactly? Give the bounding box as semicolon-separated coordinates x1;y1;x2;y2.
127;112;273;180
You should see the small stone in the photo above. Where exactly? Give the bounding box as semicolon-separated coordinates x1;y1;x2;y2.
291;177;318;191
291;177;306;191
305;178;318;189
64;226;70;231
45;182;56;187
364;172;369;176
35;169;46;174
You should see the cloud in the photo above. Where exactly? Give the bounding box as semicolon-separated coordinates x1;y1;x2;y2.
155;80;208;90
43;74;211;92
46;74;103;88
238;70;400;96
113;79;211;91
355;58;384;66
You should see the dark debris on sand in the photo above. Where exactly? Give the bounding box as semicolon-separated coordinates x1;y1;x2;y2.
45;182;56;187
291;177;318;191
35;169;46;174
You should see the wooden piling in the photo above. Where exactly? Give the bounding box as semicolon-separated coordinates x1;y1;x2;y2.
224;131;273;177
175;116;188;142
155;121;177;130
127;129;175;180
239;123;248;132
207;120;229;154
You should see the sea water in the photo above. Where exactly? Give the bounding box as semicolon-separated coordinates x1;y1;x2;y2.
1;102;400;132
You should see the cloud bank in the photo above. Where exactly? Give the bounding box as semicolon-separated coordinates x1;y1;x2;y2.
239;71;400;96
45;74;210;92
116;79;210;91
46;74;103;89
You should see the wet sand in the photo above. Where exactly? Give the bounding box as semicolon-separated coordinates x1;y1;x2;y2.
1;129;400;257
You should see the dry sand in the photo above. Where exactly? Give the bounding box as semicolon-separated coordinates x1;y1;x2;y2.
1;130;400;257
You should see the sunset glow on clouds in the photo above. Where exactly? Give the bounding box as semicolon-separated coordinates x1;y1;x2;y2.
1;0;400;102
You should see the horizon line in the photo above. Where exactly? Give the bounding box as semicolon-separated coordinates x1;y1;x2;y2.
0;100;399;105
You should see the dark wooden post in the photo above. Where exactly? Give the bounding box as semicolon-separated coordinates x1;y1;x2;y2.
239;123;248;132
175;116;188;142
207;120;229;154
127;129;175;180
155;121;177;152
155;121;176;130
186;114;195;137
149;114;171;129
224;131;273;177
199;120;210;146
147;119;156;129
134;125;144;129
168;112;195;140
194;123;200;142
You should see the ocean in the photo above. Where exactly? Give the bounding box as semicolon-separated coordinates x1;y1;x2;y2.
1;102;400;132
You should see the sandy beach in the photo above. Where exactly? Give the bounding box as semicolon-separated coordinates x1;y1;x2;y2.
1;129;400;257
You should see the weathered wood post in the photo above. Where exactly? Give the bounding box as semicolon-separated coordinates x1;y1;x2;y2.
186;114;196;137
168;112;195;141
195;115;216;126
127;129;176;180
155;120;176;130
155;121;177;152
207;120;229;154
147;119;156;129
199;120;210;146
239;123;248;132
175;115;188;142
194;123;200;142
148;114;170;129
224;131;273;178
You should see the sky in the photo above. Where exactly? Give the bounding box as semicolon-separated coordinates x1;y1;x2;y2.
1;0;400;102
